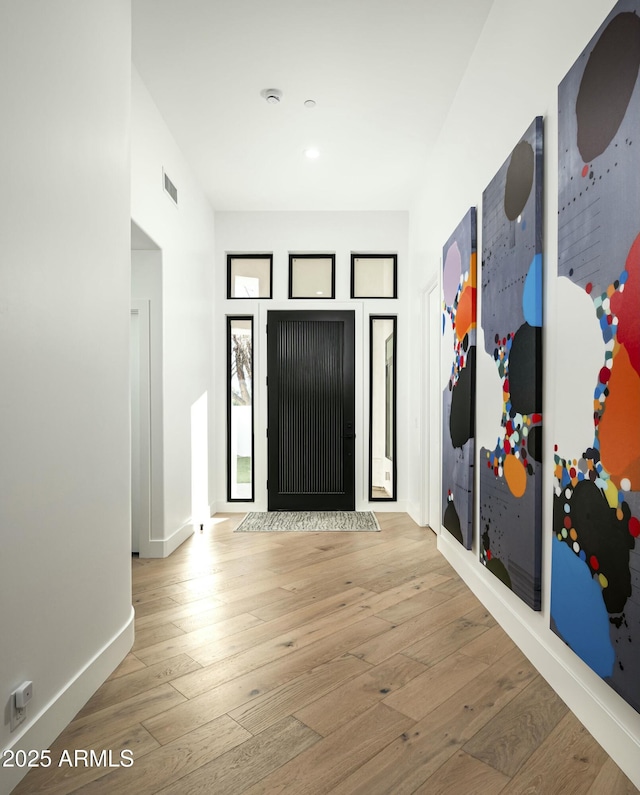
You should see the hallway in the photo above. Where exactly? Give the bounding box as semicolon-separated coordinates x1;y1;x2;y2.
14;514;638;794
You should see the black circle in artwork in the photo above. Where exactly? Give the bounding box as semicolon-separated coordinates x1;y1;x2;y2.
504;141;534;220
443;500;463;545
449;346;475;448
526;424;542;463
554;481;633;614
576;12;640;163
508;324;542;415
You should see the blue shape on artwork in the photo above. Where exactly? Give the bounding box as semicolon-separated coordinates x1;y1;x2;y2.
551;536;614;678
522;254;543;327
599;314;613;343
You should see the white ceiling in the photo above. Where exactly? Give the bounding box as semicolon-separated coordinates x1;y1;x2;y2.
132;0;494;212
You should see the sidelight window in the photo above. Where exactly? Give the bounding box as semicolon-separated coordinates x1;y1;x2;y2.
227;317;254;501
369;316;397;501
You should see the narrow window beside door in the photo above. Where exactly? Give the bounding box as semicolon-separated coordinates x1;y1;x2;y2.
369;315;397;501
227;317;254;501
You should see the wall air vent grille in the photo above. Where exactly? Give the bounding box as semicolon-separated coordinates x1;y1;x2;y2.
163;170;178;205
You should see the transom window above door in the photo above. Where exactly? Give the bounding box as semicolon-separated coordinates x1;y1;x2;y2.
351;254;397;298
289;254;335;299
228;254;273;299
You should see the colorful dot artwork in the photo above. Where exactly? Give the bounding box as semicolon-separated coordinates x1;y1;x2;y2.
479;116;543;611
552;0;640;714
441;208;477;550
443;267;476;391
553;248;638;624
483;331;542;499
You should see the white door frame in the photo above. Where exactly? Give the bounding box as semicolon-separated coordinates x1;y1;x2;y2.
421;279;440;533
131;300;151;556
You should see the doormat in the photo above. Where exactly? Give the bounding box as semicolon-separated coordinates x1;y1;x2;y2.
234;511;380;533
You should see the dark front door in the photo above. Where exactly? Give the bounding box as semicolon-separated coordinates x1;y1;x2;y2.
267;310;355;510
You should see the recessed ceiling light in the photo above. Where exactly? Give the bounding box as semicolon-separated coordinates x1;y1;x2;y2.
260;88;282;104
304;99;316;108
304;148;320;159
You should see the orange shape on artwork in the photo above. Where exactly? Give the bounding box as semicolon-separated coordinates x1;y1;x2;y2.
455;285;477;341
504;454;527;498
599;343;640;487
610;233;640;376
468;252;477;287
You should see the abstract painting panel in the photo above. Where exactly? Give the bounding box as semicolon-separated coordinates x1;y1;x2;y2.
480;117;544;610
551;0;640;713
441;208;477;549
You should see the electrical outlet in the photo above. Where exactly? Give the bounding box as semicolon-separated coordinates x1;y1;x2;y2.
10;681;32;732
10;698;26;732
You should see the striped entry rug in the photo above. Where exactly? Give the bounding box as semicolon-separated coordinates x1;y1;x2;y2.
234;511;380;533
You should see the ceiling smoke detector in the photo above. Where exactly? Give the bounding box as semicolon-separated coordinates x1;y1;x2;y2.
261;88;282;104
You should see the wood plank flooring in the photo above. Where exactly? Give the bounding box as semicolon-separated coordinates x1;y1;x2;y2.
14;513;639;794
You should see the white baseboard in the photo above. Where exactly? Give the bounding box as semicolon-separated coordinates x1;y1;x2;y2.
407;501;426;526
363;500;408;513
212;502;410;514
437;532;640;791
213;501;251;514
1;607;134;794
141;521;194;558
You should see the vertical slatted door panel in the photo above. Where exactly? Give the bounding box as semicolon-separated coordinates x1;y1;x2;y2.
268;311;355;511
278;320;344;495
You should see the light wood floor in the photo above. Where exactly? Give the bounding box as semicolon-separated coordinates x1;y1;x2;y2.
15;513;639;794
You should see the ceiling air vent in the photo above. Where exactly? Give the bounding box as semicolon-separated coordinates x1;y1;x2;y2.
163;169;178;206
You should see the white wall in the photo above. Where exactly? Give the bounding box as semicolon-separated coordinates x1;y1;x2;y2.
131;246;164;554
408;0;640;786
0;2;133;792
214;211;409;512
131;67;215;555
